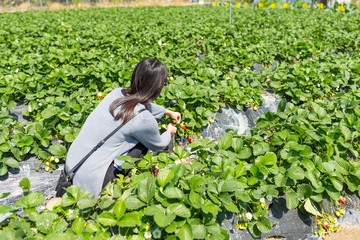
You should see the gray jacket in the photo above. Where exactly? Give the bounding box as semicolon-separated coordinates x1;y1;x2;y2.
65;88;171;196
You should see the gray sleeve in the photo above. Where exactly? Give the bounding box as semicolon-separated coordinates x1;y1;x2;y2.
131;114;171;151
146;103;166;119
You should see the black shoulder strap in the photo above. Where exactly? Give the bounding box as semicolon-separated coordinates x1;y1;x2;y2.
66;108;146;180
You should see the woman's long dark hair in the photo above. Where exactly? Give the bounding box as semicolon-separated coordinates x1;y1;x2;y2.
109;58;168;123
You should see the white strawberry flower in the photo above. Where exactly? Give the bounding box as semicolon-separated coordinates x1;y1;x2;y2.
68;209;74;215
245;212;253;220
212;84;215;87
38;103;43;106
170;77;174;80
260;198;265;203
336;87;339;91
266;195;273;201
110;55;114;58
224;43;226;47
15;68;19;73
332;74;335;77
28;106;33;112
152;229;161;239
144;232;152;239
55;158;59;163
51;156;55;161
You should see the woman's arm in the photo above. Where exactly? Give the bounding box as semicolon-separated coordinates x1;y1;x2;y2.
130;114;174;151
147;103;181;124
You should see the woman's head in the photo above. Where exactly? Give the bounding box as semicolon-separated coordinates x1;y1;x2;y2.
128;58;168;104
109;58;168;122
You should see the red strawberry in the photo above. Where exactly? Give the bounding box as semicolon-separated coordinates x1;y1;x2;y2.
323;223;329;229
339;198;346;204
188;137;193;143
179;144;183;148
316;216;321;220
180;123;186;130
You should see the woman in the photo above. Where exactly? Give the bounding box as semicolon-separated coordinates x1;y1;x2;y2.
65;59;180;197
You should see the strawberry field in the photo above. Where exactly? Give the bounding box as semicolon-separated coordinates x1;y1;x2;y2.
1;6;360;240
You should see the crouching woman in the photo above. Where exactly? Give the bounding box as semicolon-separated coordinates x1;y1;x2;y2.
65;59;180;197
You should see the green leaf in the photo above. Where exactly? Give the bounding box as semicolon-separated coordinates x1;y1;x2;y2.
220;179;242;192
237;147;252;159
125;196;145;210
340;125;351;141
253;143;269;156
97;212;117;226
163;187;184;199
73;217;86;235
286;189;299;209
287;166;305;181
303;198;321;216
138;177;155;203
41;107;58;118
14;192;45;208
144;205;164;216
86;221;100;232
191;223;207;239
17;136;33;147
277;99;287;112
256;217;272;233
48;144;66;156
262;152;277;165
157;169;174;188
248;221;261;238
218;134;232;150
325;185;340;201
296;184;312;200
224;202;239;213
0;205;12;214
113;201;126;219
169;203;191;218
154;212;176;228
0;164;7;176
4;158;19;168
176;223;193;240
118;213;139;227
19;177;30;190
0;192;10;199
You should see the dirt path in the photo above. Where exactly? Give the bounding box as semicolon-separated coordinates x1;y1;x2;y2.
323;225;360;240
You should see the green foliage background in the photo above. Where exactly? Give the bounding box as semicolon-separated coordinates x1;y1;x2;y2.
0;6;360;239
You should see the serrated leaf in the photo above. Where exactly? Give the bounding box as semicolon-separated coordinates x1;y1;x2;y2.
118;213;139;227
257;217;272;233
157;169;174;188
218;134;232;150
169;203;191;218
177;223;193;240
125;196;145;210
163;187;184;199
72;217;85;235
97;212;117;226
48;144;66;156
113;201;126;219
286;189;299;209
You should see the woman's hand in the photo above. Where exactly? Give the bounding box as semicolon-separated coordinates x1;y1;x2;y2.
166;123;177;135
165;110;181;124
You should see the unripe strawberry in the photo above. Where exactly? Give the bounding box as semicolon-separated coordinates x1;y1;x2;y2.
253;106;258;111
180;123;186;130
97;92;103;99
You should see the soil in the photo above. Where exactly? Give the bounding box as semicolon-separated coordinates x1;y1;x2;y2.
323;225;360;240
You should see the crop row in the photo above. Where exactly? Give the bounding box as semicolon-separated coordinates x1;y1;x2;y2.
0;6;360;239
